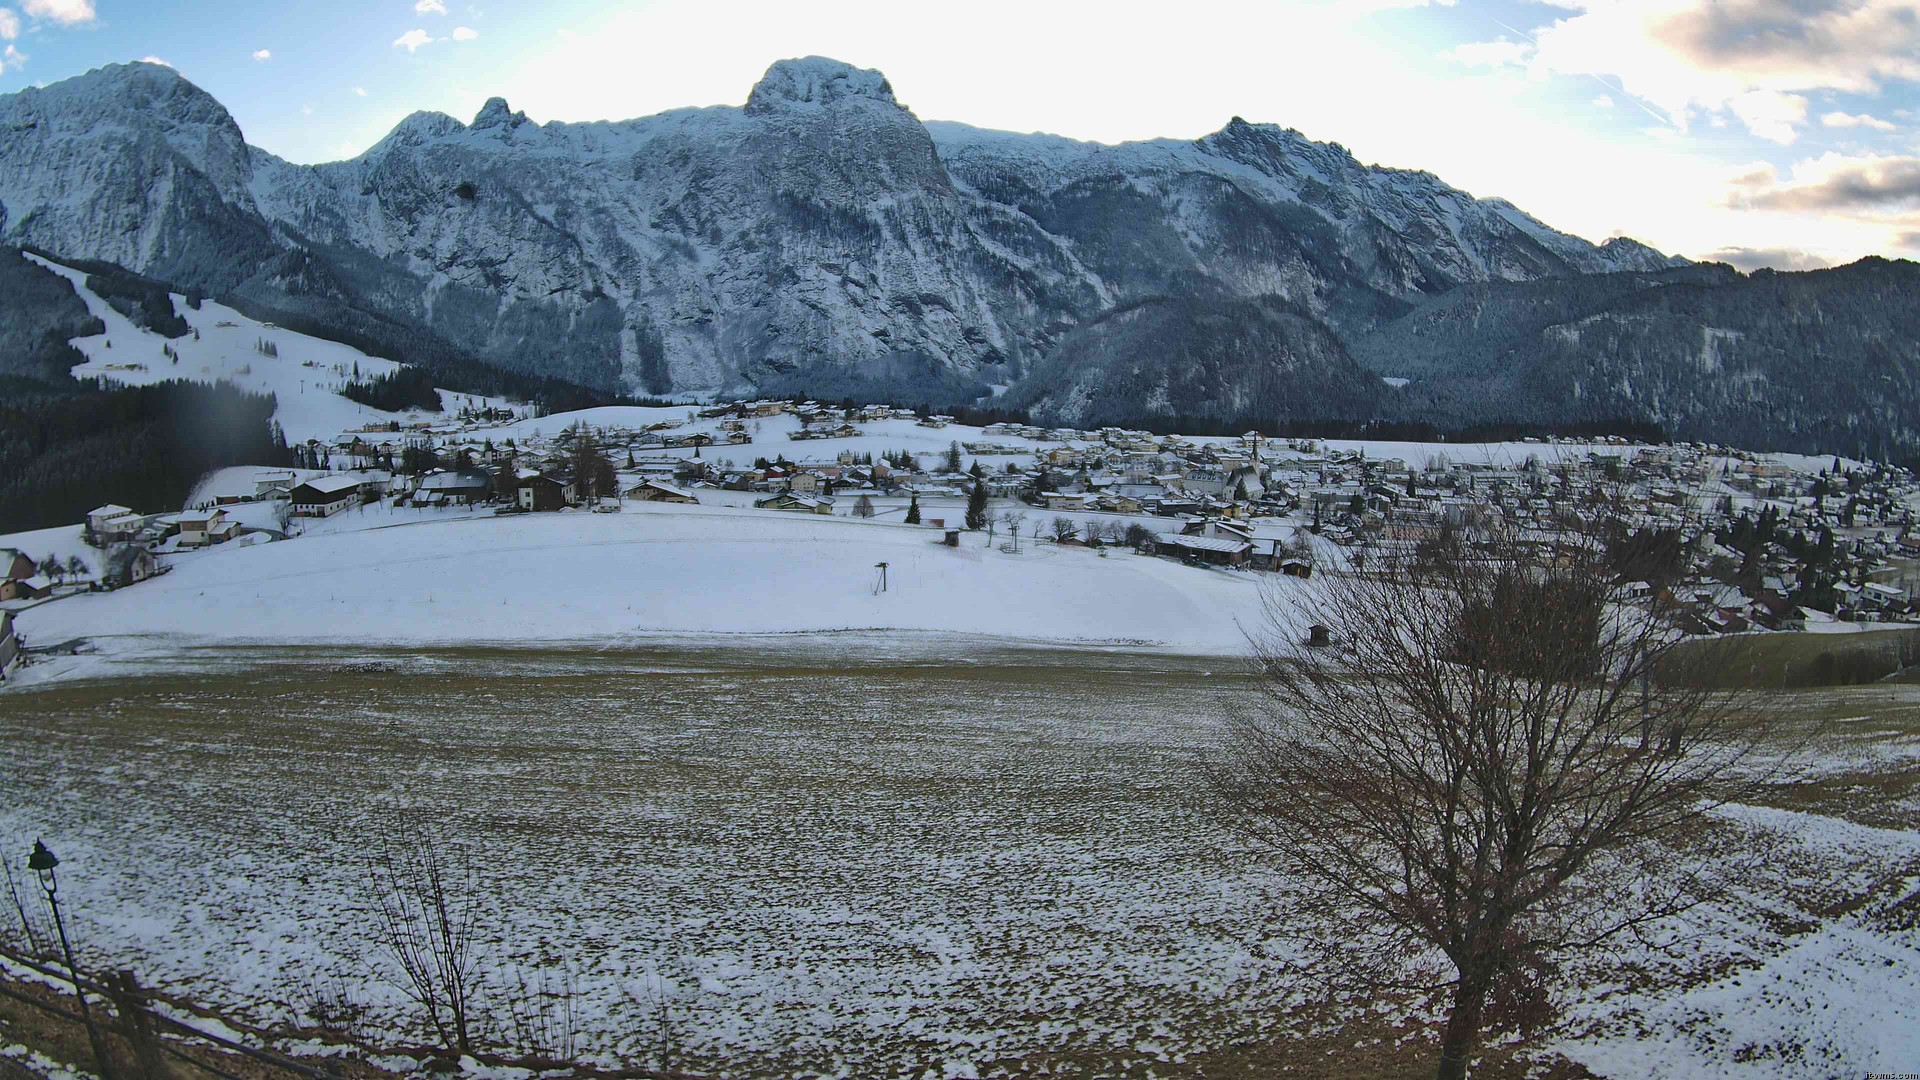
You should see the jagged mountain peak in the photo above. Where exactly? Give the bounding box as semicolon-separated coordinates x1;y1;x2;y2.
744;56;902;116
370;109;466;151
6;60;237;135
1596;234;1689;269
471;96;528;131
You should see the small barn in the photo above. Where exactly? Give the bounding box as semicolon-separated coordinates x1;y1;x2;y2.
103;547;159;589
625;480;699;504
1155;532;1253;567
755;493;834;514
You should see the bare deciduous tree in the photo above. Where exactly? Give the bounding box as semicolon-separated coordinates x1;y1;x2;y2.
1049;515;1078;544
998;510;1026;553
1213;524;1783;1079
367;814;486;1055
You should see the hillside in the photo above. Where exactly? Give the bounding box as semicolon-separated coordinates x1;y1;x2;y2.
29;253;515;443
0;249;524;531
1354;259;1920;460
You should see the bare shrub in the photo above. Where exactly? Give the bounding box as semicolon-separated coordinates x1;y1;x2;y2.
491;965;579;1065
366;814;486;1055
291;966;370;1044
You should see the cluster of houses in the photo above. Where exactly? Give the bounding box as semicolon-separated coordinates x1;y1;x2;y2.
313;403;1920;639
16;391;1920;650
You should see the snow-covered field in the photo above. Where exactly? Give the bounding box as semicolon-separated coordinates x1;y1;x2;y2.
0;645;1914;1077
8;502;1280;673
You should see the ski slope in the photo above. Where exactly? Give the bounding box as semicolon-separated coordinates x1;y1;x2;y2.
29;253;517;443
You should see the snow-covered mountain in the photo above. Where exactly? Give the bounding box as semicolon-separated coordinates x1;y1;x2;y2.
0;57;1682;405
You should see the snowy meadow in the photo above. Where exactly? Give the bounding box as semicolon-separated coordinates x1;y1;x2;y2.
2;642;1917;1078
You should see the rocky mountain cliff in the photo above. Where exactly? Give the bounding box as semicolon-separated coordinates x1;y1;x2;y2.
5;56;1916;460
2;59;1674;394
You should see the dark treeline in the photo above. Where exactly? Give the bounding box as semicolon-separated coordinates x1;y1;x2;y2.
20;244;200;338
83;271;193;338
343;366;443;412
911;397;1671;447
0;250;105;381
0;377;291;533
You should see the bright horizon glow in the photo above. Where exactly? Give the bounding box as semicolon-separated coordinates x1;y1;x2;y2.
1;0;1916;269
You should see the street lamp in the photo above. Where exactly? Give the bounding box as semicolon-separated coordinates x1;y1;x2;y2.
29;842;115;1080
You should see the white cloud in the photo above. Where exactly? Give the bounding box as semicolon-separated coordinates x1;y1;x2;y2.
302;104;314;116
1697;245;1839;271
393;28;434;52
140;55;172;68
1592;94;1615;108
414;0;447;12
451;25;477;41
19;0;92;25
1727;89;1807;144
1729;153;1920;213
0;42;20;75
1821;110;1896;131
0;9;18;40
1460;0;1920;141
353;86;368;97
1444;38;1531;68
252;48;273;62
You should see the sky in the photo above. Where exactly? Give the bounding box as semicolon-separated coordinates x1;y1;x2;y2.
1;0;1917;270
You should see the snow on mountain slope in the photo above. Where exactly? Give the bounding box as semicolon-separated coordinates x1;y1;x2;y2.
3;58;1679;405
29;253;515;443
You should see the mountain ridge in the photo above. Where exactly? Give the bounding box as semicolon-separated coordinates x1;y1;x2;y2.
2;59;1677;390
5;57;1918;461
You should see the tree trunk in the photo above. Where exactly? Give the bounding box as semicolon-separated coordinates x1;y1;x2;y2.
1435;970;1491;1080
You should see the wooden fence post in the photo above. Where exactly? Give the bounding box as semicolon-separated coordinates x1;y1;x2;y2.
107;971;168;1080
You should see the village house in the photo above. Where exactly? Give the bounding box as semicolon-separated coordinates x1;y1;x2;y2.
1155;531;1253;567
0;576;51;601
415;469;493;506
0;549;37;582
517;473;575;512
175;508;240;548
253;473;298;501
87;504;145;543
